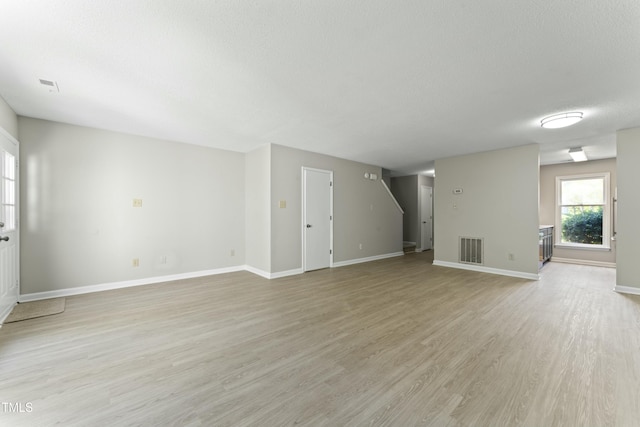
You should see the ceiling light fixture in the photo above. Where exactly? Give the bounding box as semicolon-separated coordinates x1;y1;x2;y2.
568;147;588;162
541;112;583;129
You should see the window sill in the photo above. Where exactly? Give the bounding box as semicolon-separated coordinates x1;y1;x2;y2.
554;243;611;252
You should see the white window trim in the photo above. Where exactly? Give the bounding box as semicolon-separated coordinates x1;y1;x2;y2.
555;172;610;250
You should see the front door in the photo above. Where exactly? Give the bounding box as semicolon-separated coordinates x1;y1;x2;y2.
303;168;332;271
1;130;19;321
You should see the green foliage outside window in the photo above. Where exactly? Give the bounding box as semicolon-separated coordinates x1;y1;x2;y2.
561;207;603;245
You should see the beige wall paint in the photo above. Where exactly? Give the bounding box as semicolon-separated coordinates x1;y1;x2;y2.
434;144;540;275
539;158;616;265
270;144;403;273
245;145;271;273
19;117;245;294
616;128;640;290
0;95;18;139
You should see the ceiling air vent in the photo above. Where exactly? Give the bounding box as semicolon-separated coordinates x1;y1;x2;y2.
39;79;59;92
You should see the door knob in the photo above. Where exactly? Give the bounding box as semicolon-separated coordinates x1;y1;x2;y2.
0;236;9;242
306;224;312;228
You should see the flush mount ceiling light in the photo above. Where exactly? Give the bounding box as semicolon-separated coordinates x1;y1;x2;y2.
541;112;583;129
568;147;588;162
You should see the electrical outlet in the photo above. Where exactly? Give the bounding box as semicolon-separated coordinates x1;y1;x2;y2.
133;198;143;208
230;249;235;256
160;256;167;264
132;258;140;267
359;243;363;250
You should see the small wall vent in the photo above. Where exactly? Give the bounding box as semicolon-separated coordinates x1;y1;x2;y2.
459;237;483;265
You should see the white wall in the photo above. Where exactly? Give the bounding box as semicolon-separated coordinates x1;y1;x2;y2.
539;158;616;265
0;95;18;139
270;144;403;273
19;118;245;294
434;144;540;276
616;128;640;291
245;145;271;273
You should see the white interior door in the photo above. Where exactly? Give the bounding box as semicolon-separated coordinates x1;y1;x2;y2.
303;168;332;271
420;185;433;251
1;130;19;321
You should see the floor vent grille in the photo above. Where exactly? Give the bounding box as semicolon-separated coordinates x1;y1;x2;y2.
459;237;483;265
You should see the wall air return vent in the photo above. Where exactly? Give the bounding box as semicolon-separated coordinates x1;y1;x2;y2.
459;237;483;265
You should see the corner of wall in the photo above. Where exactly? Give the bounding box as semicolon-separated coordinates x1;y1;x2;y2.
0;96;18;140
616;128;640;289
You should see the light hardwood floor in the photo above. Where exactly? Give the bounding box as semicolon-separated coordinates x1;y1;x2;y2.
1;252;638;426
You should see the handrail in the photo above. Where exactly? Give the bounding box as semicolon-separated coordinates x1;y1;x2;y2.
380;180;404;214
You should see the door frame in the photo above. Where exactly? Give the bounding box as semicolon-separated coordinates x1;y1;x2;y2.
0;126;20;323
301;167;333;271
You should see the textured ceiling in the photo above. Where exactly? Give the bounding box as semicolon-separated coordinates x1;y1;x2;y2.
1;1;638;174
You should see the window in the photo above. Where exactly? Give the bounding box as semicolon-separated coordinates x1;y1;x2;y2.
555;173;610;249
1;150;16;231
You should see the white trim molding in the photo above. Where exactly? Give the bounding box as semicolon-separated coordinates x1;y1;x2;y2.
245;265;303;280
243;265;271;279
270;268;304;279
551;257;616;268
0;303;17;326
19;266;246;302
432;260;540;281
19;253;405;302
0;126;19;145
614;286;640;296
332;252;404;268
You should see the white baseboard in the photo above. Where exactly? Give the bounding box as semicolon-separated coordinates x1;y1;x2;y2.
244;265;303;279
271;268;304;279
0;303;17;326
432;260;540;281
551;257;616;268
19;253;405;302
614;286;640;296
19;265;246;302
332;252;405;268
403;241;416;246
243;265;271;279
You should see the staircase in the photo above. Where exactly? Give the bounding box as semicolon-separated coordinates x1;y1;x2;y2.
403;242;417;253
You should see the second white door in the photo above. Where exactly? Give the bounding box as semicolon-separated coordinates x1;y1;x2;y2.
420;185;433;251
